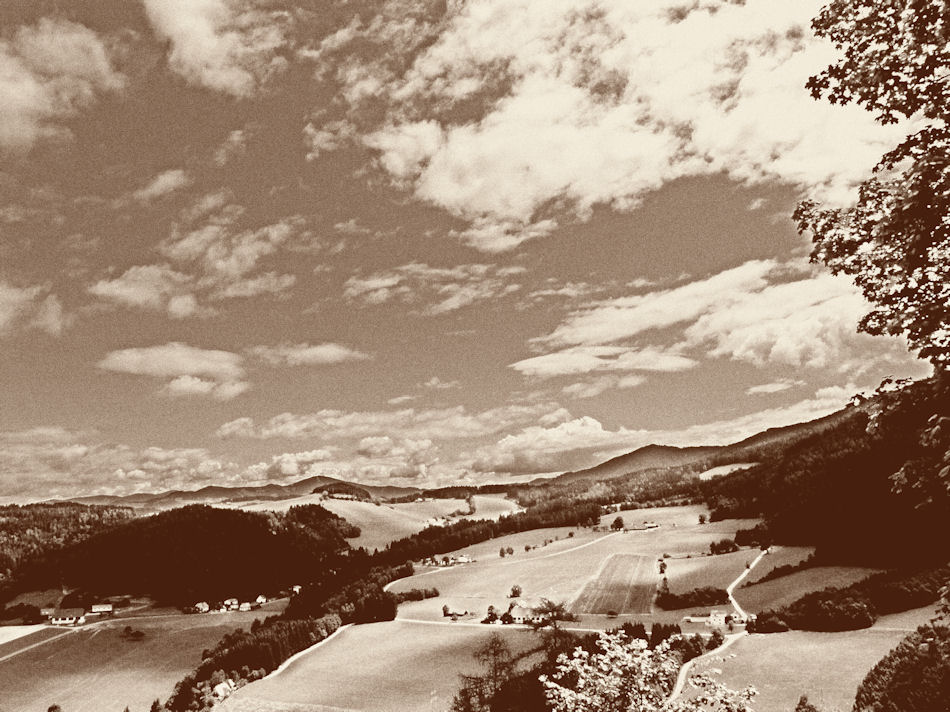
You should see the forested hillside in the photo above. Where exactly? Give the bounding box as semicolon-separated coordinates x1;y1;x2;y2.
0;502;134;583
4;503;358;604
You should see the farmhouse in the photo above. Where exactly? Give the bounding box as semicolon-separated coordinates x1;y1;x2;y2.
507;600;546;625
224;598;239;610
91;603;113;615
50;608;85;626
194;601;210;613
708;610;727;627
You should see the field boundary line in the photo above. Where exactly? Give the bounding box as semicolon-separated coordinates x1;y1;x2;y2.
266;624;352;680
501;531;620;567
0;627;75;663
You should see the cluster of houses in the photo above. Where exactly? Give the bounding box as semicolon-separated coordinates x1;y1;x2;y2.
43;602;113;626
191;594;270;614
682;610;755;627
421;554;474;567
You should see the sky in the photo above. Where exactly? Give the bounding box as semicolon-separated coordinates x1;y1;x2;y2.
0;0;932;501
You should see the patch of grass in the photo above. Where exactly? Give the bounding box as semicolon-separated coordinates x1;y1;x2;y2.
734;566;881;614
222;620;537;712
693;611;932;712
0;613;273;712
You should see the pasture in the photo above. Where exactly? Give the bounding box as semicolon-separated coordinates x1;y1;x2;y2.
734;566;880;614
662;549;755;593
0;610;275;712
230;494;521;552
571;554;656;615
221;620;538;712
692;607;933;712
744;546;815;585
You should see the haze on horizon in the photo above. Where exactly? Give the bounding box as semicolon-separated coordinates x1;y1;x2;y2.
0;0;931;502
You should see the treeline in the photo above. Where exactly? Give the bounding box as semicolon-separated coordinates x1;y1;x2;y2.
743;553;816;587
701;377;950;567
0;502;134;584
749;565;950;633
376;499;602;564
656;585;729;610
853;623;950;712
167;614;341;710
5;503;359;604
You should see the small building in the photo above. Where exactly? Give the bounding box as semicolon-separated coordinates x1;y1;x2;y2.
194;601;210;613
40;607;56;618
91;603;113;615
456;555;473;564
256;594;267;604
224;598;239;610
239;602;252;612
707;610;727;627
291;585;302;595
50;608;85;626
212;680;236;699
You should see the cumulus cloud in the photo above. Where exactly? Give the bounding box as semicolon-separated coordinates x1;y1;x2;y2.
0;18;124;151
746;379;805;395
215;402;562;441
248;342;371;366
132;169;192;202
97;342;248;399
0;427;231;499
88;264;199;318
422;376;460;390
142;0;290;96
328;0;907;250
561;374;645;399
344;262;524;315
0;281;70;337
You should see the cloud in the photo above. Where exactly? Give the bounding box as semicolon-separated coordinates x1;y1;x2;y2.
561;374;645;399
332;0;907;250
746;379;805;395
0;427;232;499
97;342;248;399
0;18;124;151
88;264;199;318
132;169;192;202
510;345;697;378
142;0;290;96
249;342;371;366
539;260;778;348
214;129;248;165
215;402;563;442
0;281;69;337
344;262;524;315
422;376;460;390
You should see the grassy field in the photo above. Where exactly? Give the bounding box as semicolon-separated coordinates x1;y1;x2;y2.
744;546;815;585
571;554;656;615
221;620;538;712
0;611;276;712
692;607;934;712
662;549;756;593
734;566;880;613
231;494;521;552
389;511;762;627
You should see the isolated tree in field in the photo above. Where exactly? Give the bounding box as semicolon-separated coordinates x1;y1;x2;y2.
611;516;625;530
499;547;506;558
510;584;522;598
150;700;163;712
506;546;514;556
698;514;707;525
794;0;950;368
795;695;821;712
47;706;62;712
452;633;514;711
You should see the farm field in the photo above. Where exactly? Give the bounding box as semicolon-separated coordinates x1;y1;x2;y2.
221;620;538;712
662;549;756;593
0;611;276;712
571;554;656;615
389;513;762;626
230;494;521;552
734;565;880;614
693;607;934;712
744;546;815;585
0;626;69;660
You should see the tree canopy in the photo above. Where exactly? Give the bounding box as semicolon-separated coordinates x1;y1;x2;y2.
795;0;950;367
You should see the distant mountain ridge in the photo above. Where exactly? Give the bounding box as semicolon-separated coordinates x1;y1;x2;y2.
64;475;419;510
541;404;862;486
